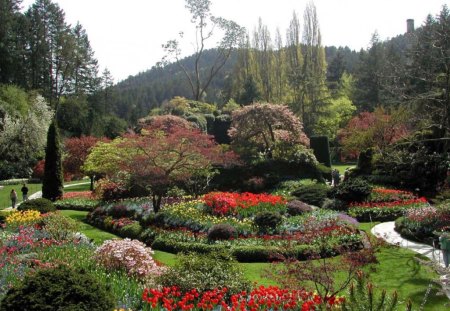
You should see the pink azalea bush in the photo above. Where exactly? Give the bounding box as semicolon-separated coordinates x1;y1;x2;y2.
94;238;164;279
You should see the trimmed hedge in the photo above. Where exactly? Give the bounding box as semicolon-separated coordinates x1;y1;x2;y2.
310;136;331;167
18;198;56;213
292;183;329;207
151;236;361;263
54;198;99;211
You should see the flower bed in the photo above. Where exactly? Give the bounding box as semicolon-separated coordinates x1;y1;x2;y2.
142;285;343;311
204;192;286;217
395;204;450;244
348;193;428;222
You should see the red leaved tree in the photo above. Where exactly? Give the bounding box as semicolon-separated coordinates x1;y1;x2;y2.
64;136;109;186
121;118;239;212
338;107;411;158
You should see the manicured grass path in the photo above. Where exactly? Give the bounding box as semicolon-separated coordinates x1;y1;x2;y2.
61;210;448;310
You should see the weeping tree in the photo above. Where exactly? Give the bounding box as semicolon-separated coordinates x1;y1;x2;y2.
42;120;64;201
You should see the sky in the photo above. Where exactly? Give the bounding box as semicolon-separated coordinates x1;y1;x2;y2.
21;0;448;83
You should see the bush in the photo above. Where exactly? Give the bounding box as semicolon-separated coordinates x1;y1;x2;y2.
310;136;332;167
18;198;56;213
54;198;99;211
109;204;135;218
95;238;163;279
207;224;237;241
292;183;329;206
118;222;143;239
287;200;313;216
254;211;282;234
330;178;372;203
140;227;158;245
0;265;114;311
322;198;347;211
158;252;250;295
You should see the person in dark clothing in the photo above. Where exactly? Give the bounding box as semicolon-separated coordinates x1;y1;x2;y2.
21;183;29;201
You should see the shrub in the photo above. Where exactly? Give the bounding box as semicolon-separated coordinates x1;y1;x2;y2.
207;224;237;241
292;183;329;206
18;198;56;213
254;211;282;234
0;265;114;311
158;252;250;295
140;227;158;245
118;222;143;239
287;200;313;216
330;178;372;203
95;238;163;279
54;198;99;211
109;204;135;218
310;136;332;167
42;212;79;241
322;198;347;211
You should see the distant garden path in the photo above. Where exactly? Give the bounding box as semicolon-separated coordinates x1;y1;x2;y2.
372;222;450;299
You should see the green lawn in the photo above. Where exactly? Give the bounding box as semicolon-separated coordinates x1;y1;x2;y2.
0;179;91;210
63;182;91;192
61;211;448;310
332;163;356;174
60;210;118;244
0;183;42;210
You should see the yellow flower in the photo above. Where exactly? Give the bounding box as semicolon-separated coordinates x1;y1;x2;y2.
6;210;41;226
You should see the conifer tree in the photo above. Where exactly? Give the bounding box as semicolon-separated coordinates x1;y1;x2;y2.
42;120;64;201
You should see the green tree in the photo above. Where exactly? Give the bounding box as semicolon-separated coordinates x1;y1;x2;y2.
162;0;245;101
42;120;64;201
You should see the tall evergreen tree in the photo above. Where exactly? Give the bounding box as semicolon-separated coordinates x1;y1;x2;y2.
42;119;63;201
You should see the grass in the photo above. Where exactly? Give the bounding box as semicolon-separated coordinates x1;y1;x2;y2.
332;163;356;174
0;179;91;210
61;211;448;310
0;183;42;210
64;182;91;192
59;210;118;244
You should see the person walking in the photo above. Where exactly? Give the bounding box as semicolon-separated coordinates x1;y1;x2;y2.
21;183;29;201
10;189;17;209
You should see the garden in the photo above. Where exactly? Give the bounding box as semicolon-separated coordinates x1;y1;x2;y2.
0;108;448;310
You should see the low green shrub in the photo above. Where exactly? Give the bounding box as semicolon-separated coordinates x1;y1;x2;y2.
330;178;372;203
140;227;158;245
54;198;99;211
157;252;251;295
322;198;347;211
18;198;56;213
292;183;329;207
118;222;143;239
207;224;237;241
254;211;282;234
0;265;115;311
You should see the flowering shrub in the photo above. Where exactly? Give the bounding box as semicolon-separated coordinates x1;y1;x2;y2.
95;238;163;279
142;285;343;311
5;210;42;228
203;192;286;216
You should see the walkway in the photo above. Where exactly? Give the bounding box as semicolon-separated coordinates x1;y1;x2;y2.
3;182;90;211
371;221;450;299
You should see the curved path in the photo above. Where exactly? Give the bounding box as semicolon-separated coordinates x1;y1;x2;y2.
4;182;90;210
371;221;450;299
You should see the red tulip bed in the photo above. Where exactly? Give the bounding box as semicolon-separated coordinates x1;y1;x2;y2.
142;285;344;311
348;188;429;221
